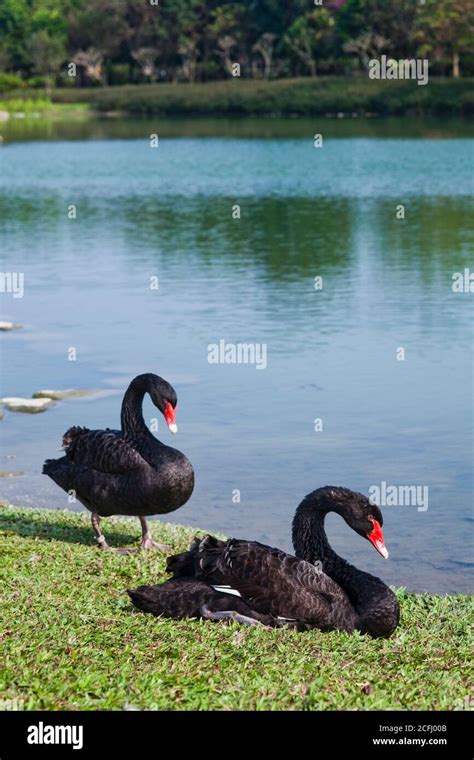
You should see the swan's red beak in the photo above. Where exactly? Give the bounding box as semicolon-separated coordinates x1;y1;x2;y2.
164;402;177;434
367;518;389;559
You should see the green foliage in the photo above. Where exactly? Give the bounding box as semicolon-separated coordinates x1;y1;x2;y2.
45;78;473;117
415;0;474;76
0;0;471;87
0;71;25;91
0;96;51;112
0;505;471;710
283;9;335;77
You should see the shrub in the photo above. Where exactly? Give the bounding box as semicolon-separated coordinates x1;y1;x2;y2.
0;97;51;113
26;76;50;89
0;72;25;94
35;77;474;117
106;63;130;86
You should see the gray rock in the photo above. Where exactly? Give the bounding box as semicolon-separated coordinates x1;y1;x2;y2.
32;388;96;400
1;397;53;413
0;321;22;331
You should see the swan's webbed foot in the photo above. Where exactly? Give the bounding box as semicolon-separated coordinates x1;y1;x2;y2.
139;516;171;552
199;604;269;628
96;534;135;554
92;513;169;554
140;536;172;552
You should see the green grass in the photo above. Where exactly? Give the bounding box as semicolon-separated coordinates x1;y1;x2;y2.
2;77;473;117
0;97;52;114
0;100;89;116
0;505;472;711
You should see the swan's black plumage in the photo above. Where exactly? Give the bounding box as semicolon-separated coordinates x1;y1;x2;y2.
128;577;275;626
128;487;400;636
43;373;194;550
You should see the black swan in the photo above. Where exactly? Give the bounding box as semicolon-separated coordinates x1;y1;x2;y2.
128;486;400;637
43;373;194;552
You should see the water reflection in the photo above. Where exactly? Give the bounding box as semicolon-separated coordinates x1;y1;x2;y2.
0;130;472;593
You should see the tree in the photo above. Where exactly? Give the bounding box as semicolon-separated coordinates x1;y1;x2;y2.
177;38;199;82
216;35;237;76
131;47;158;80
415;0;474;77
337;0;418;59
27;0;68;89
67;0;130;82
73;47;104;83
252;32;277;78
247;0;309;38
0;0;31;69
29;29;66;91
283;9;335;77
207;4;246;76
343;31;387;71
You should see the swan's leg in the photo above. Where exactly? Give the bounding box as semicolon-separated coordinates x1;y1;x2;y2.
139;516;171;552
91;512;110;550
199;604;270;628
91;512;133;554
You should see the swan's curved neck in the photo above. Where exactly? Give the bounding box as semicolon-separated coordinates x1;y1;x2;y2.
120;380;148;437
292;506;342;575
292;493;398;637
292;501;381;611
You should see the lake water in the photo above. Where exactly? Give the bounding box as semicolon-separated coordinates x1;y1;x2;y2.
0;117;472;594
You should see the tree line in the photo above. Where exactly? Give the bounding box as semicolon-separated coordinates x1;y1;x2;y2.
0;0;472;90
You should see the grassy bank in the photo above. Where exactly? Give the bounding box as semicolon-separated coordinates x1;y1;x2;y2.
4;78;473;118
0;505;471;711
0;99;89;118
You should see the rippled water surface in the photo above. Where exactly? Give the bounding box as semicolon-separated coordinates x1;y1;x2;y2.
0;117;472;593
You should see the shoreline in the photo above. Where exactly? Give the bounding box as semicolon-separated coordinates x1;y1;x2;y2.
1;502;470;597
1;107;473;144
2;77;473;120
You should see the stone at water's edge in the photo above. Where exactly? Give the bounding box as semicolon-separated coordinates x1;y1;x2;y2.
0;322;22;331
32;388;96;400
0;397;53;413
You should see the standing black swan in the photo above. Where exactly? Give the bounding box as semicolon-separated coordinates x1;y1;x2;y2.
128;487;400;637
43;373;194;552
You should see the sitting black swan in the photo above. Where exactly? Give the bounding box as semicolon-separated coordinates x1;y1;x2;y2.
43;373;194;552
128;486;400;637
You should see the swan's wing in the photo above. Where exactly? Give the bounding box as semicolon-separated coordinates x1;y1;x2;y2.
195;537;347;624
128;577;274;625
128;578;220;618
64;428;148;474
